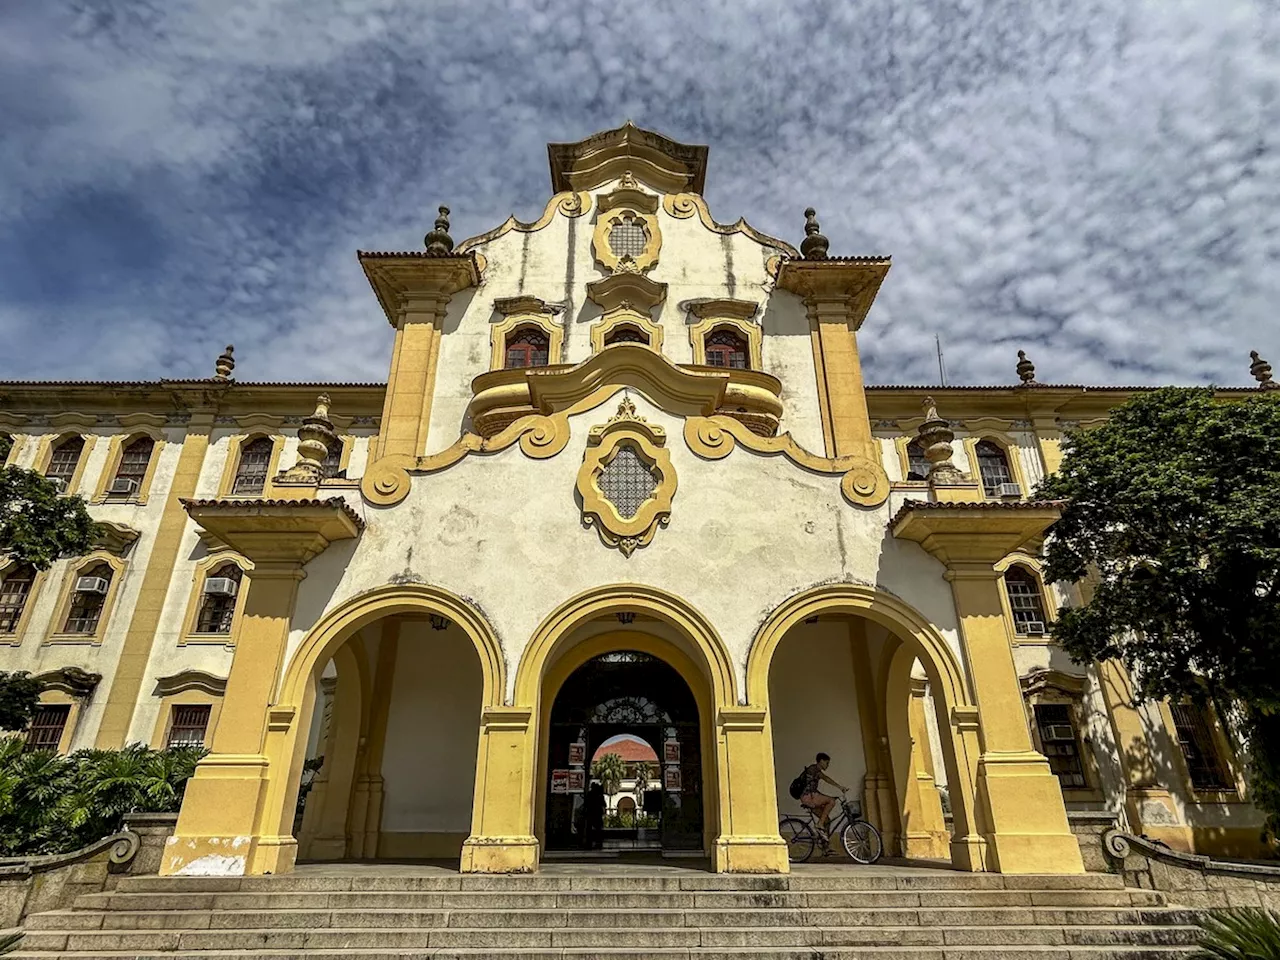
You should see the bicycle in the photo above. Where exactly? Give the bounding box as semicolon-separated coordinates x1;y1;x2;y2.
779;791;883;864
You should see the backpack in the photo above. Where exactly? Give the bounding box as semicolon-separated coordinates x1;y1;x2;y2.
788;771;806;800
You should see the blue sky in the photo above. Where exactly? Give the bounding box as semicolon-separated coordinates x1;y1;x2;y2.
1;0;1276;386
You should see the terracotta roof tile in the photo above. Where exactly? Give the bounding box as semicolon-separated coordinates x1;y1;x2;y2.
181;496;365;529
888;498;1064;528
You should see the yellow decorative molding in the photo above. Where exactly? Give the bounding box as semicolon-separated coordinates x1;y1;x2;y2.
585;272;668;355
217;434;285;499
33;432;96;496
592;206;662;275
455;191;591;253
576;397;677;556
489;300;564;371
686;300;762;370
47;412;98;432
961;430;1030;500
684;415;889;508
596;175;659;214
43;552;128;646
663;194;799;258
549;123;708;194
180;551;254;647
91;430;166;505
590;310;664;355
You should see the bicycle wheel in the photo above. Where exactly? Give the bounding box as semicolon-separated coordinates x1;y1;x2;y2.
779;817;815;863
841;820;883;864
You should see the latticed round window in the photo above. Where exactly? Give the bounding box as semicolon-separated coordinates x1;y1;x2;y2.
608;216;648;259
597;443;659;519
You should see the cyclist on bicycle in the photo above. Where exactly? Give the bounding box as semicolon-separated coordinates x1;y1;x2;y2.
798;752;850;852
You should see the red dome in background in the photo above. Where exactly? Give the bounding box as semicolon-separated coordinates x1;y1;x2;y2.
592;734;658;764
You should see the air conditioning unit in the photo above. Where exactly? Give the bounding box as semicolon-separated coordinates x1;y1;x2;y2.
74;576;110;595
203;577;239;597
1043;724;1076;742
107;478;138;496
997;482;1022;498
1017;620;1047;636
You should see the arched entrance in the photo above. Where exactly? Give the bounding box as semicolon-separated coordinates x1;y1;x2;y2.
544;651;703;855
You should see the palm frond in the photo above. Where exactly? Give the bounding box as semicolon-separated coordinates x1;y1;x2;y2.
1195;907;1280;960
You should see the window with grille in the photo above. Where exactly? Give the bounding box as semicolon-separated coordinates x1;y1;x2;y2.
505;327;550;369
25;705;69;752
232;437;274;495
1033;703;1087;788
319;441;343;480
1170;702;1231;791
1004;566;1047;634
109;435;154;496
64;562;111;635
46;436;85;488
597;443;659;519
705;328;749;369
607;216;648;259
975;440;1015;497
604;325;648;346
0;564;35;634
166;704;211;749
906;439;930;481
196;563;243;634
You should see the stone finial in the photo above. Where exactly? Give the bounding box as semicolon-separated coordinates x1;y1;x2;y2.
917;396;966;484
1250;350;1278;390
800;207;829;260
424;205;454;255
214;344;235;381
278;393;339;484
1016;349;1037;385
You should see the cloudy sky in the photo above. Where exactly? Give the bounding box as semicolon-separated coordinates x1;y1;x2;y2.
1;0;1275;386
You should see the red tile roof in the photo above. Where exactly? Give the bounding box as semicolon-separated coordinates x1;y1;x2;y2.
592;735;658;764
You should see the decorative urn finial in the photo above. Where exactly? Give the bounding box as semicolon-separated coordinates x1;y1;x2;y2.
278;393;339;484
1250;350;1278;390
1016;349;1037;385
214;344;235;380
917;396;966;484
800;207;829;260
424;205;454;255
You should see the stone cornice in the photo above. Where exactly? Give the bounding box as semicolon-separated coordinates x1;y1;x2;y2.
548;122;708;194
357;252;482;328
774;257;892;331
182;497;363;565
34;667;102;698
152;670;228;698
586;273;668;314
891;500;1063;565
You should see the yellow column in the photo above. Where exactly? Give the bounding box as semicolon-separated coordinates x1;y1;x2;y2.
461;706;541;873
946;563;1084;873
849;625;899;852
809;298;878;462
902;679;950;858
350;618;400;859
376;296;447;460
716;707;789;873
1031;416;1064;476
95;412;213;747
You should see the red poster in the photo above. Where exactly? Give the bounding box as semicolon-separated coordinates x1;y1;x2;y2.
551;769;569;794
663;740;680;764
567;769;586;793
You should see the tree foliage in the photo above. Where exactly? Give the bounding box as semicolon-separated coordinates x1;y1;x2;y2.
0;466;100;570
0;672;41;732
591;751;626;798
1038;387;1280;832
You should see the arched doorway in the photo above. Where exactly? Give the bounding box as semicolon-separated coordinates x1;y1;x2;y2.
544;651;702;855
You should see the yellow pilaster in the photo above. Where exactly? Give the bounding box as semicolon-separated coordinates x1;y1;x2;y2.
850;624;899;852
461;706;540;873
1031;416;1064;476
350;618;400;859
902;678;950;858
94;412;213;747
716;707;789;873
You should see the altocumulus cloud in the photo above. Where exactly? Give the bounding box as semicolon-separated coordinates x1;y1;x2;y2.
0;0;1275;386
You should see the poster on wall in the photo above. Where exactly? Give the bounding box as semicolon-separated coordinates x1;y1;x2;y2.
568;741;586;766
663;766;682;792
663;740;680;764
551;770;569;794
567;769;586;793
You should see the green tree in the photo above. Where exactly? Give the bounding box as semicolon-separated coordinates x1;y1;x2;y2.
0;672;41;732
1038;387;1280;833
0;466;99;570
591;751;626;800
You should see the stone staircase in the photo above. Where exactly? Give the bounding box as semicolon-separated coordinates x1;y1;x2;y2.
10;865;1204;959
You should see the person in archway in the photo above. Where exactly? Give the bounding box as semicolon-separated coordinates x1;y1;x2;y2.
798;752;849;854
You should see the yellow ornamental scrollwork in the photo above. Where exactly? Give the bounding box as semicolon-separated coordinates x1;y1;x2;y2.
577;398;677;557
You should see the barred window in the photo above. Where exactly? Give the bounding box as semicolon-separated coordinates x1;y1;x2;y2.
195;563;243;635
705;328;749;369
607;216;648;259
46;436;85;489
597;443;659;519
109;436;154;496
1033;703;1087;788
604;325;648;346
505;327;550;369
64;562;112;635
1170;702;1231;791
975;440;1015;497
232;437;273;496
25;705;70;752
1004;566;1047;635
166;704;211;749
0;564;35;634
906;439;930;481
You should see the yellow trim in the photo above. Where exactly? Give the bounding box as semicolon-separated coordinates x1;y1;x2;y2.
34;433;96;496
43;551;127;646
962;431;1029;500
179;551;253;646
0;433;24;467
662;194;799;258
91;428;166;505
591;207;662;275
151;693;224;750
590;309;664;355
0;558;47;645
489;313;564;371
993;554;1054;644
217;433;284;499
455;191;591;253
687;310;762;370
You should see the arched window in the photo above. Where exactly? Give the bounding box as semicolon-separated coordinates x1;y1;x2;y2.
319;440;343;480
504;327;550;369
1004;565;1047;635
975;440;1015;497
604;325;649;346
906;439;930;481
704;328;749;369
64;562;113;635
108;436;155;497
232;437;274;496
46;436;85;489
195;563;243;635
0;564;35;634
